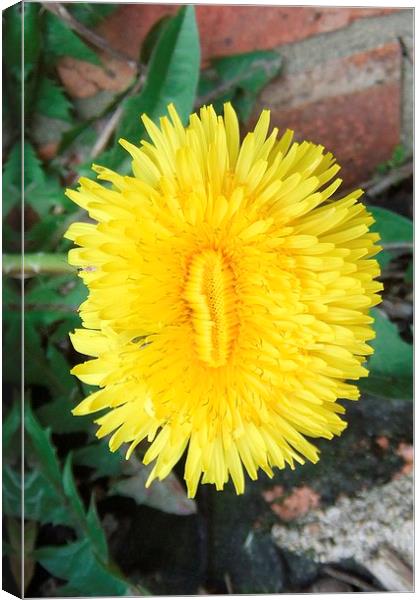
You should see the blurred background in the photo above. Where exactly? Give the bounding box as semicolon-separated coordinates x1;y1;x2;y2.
3;2;413;596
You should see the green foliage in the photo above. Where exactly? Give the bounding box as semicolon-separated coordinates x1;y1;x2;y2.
3;4;22;78
376;144;408;175
99;5;200;171
3;2;413;595
25;401;62;486
34;77;73;122
67;3;118;27
73;442;123;478
36;538;133;596
369;205;413;268
199;50;282;121
19;404;139;595
140;16;172;65
44;12;101;66
2;143;21;216
3;400;21;458
361;309;413;400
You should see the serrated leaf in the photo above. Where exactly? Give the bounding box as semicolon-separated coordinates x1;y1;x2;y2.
27;179;64;218
24;401;62;487
62;453;86;526
2;467;22;520
3;467;73;526
360;308;413;400
34;77;73;122
44;12;101;66
24;142;45;188
110;455;197;516
36;539;131;596
86;496;108;560
99;5;200;171
369;206;413;268
23;470;72;525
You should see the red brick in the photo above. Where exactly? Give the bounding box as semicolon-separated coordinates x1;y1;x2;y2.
96;5;398;65
268;486;320;522
255;43;401;186
266;82;400;188
260;43;400;113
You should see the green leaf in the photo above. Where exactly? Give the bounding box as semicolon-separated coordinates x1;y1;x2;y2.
23;3;42;80
3;467;73;526
199;50;282;121
86;496;108;560
3;465;71;526
73;442;123;478
369;206;413;243
24;320;59;390
23;469;72;525
62;453;86;525
25;274;86;310
360;308;413;400
23;142;67;219
140;15;172;64
2;467;21;520
36;394;91;435
3;309;21;385
134;5;200;125
67;3;118;27
44;12;101;66
369;206;413;268
24;275;87;341
24;401;62;487
405;260;413;284
3;4;22;78
3;401;21;453
24;142;45;188
2;143;21;216
27;179;64;218
214;50;282;94
99;5;200;171
34;77;73;122
36;540;131;596
110;455;197;516
232;91;258;123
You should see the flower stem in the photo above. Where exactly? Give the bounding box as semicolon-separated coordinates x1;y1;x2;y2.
3;253;75;277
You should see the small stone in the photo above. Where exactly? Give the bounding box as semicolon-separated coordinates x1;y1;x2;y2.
307;576;353;593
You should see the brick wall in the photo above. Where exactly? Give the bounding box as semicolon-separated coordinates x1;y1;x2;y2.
59;4;413;186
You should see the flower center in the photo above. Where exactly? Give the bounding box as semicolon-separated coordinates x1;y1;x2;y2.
184;250;239;368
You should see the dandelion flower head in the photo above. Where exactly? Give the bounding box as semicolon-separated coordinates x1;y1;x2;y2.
65;103;382;498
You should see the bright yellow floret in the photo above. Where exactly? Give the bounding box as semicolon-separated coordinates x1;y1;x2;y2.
65;103;382;498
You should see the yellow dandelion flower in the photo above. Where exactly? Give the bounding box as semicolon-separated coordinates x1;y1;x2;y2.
65;103;382;498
